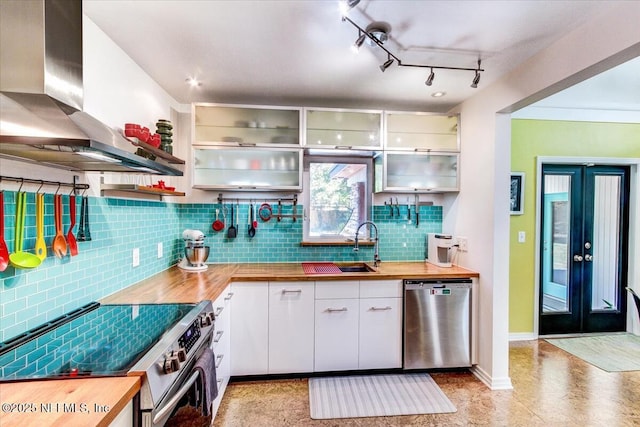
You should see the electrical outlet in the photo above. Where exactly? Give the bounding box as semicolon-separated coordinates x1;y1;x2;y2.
457;237;468;252
157;242;163;258
132;248;140;267
518;231;526;243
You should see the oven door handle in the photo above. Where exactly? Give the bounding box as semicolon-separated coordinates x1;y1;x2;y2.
153;370;200;424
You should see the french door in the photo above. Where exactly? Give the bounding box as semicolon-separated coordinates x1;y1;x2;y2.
539;164;629;335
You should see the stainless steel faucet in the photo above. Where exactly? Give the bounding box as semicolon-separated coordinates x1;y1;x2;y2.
354;221;380;267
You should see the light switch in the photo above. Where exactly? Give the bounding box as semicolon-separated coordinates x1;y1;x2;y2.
518;231;526;243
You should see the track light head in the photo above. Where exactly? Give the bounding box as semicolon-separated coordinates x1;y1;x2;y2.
380;58;394;72
425;69;435;86
339;0;360;15
351;33;366;53
471;71;481;88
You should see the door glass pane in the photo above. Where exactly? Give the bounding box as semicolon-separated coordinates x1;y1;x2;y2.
542;175;570;313
591;175;621;310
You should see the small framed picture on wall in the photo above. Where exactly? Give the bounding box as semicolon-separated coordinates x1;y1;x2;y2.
510;172;525;215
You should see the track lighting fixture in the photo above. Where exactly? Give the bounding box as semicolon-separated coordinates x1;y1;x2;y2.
380;56;394;72
471;71;480;88
339;0;360;16
352;32;366;53
425;68;435;86
341;5;485;89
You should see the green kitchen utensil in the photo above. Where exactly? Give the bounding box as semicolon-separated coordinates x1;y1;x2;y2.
0;192;9;271
9;192;42;269
35;192;47;261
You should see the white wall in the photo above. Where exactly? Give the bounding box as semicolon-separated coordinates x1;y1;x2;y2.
445;2;640;389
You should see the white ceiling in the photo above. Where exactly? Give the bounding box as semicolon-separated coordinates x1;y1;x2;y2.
84;0;639;114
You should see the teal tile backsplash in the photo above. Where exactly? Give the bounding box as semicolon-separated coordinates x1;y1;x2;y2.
0;193;441;342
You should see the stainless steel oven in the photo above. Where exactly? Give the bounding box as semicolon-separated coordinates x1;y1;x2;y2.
0;301;216;427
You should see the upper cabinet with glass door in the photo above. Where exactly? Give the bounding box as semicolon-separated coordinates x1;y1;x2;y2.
384;112;459;151
305;108;383;150
194;104;302;147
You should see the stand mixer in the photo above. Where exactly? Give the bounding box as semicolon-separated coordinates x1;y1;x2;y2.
177;229;210;272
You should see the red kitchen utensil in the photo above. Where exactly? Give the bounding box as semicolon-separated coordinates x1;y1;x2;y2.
67;194;78;256
212;208;225;232
0;192;9;271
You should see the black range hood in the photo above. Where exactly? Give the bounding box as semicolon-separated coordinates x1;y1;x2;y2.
0;0;184;176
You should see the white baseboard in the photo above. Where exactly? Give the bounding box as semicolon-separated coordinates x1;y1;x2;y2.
509;332;538;341
470;366;513;390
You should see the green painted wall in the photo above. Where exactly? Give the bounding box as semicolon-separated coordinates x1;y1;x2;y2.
510;119;640;333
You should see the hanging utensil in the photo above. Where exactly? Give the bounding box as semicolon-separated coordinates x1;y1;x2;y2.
52;193;67;258
67;194;78;256
81;195;91;241
212;208;224;232
227;205;237;238
248;202;256;238
35;193;47;261
77;195;86;241
253;203;258;229
10;192;42;269
0;192;9;271
258;202;272;222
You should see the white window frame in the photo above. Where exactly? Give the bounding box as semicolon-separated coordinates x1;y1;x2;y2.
303;155;374;242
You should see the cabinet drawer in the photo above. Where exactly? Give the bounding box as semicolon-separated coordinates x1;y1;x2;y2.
359;280;403;298
315;280;359;299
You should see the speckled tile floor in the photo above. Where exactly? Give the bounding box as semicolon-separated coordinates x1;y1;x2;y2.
213;340;640;426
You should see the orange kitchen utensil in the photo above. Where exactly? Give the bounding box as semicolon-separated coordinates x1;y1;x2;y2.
52;194;67;258
35;193;47;261
0;192;9;271
67;194;78;256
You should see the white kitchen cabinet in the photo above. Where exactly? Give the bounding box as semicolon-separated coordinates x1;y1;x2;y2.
268;281;315;374
211;286;232;417
314;298;360;371
374;151;459;193
193;146;302;191
359;297;403;369
194;103;301;147
230;282;269;375
359;280;402;369
304;108;383;150
385;112;459;151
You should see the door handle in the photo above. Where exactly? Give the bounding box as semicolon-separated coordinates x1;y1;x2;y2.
573;254;583;262
584;254;593;262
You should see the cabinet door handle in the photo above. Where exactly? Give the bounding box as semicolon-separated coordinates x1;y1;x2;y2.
238;142;257;147
215;306;224;317
369;306;392;311
325;307;348;313
213;330;224;343
215;354;224;369
281;289;302;294
224;292;234;301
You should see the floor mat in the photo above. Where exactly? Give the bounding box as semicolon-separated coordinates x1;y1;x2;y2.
308;373;456;419
545;334;640;372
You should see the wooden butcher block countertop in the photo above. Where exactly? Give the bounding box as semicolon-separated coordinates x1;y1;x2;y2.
100;261;479;304
1;261;477;426
0;376;140;427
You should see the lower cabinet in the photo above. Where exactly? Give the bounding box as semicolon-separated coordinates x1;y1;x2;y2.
228;279;403;377
268;281;315;373
211;285;232;417
230;281;269;375
314;298;360;371
358;297;403;369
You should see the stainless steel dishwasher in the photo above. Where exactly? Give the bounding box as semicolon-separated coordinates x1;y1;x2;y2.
403;278;472;369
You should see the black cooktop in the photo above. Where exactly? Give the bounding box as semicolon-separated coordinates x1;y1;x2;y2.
0;303;195;381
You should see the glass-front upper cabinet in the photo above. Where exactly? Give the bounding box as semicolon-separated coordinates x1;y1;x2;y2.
194;104;301;147
193;147;302;191
375;152;459;193
305;108;383;150
384;112;459;151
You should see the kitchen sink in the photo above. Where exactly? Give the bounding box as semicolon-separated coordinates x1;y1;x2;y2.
336;263;376;273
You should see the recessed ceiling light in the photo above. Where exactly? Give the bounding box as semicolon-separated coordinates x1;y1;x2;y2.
185;77;201;87
431;92;446;98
